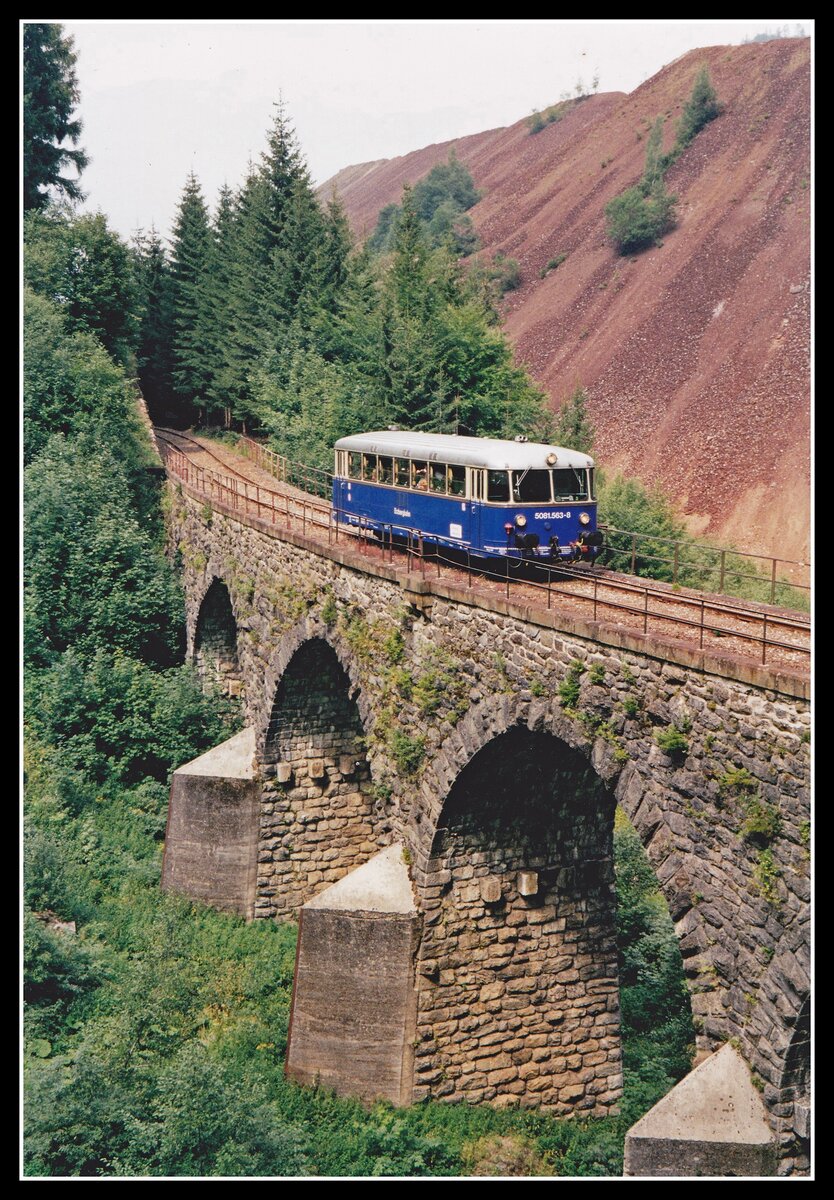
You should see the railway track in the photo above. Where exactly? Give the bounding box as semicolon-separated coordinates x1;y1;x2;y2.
156;429;811;677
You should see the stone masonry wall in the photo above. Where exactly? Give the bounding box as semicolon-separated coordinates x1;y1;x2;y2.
194;577;244;699
169;486;810;1164
256;639;379;917
414;729;621;1113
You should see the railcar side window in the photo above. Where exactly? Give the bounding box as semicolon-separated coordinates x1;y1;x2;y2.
348;452;362;480
379;456;393;485
486;470;510;502
553;468;588;501
430;463;447;494
449;465;466;496
588;468;595;500
395;458;410;487
512;470;552;503
411;460;429;490
362;453;377;482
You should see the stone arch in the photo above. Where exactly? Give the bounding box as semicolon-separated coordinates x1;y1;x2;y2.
411;711;623;1114
410;692;619;879
255;617;372;760
191;575;244;700
253;626;382;920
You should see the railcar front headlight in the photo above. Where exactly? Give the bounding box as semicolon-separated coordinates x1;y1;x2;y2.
579;512;591;525
514;514;527;528
546;452;557;466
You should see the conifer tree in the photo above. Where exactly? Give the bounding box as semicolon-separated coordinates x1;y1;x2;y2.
132;227;176;422
202;184;238;422
24;23;88;210
169;172;213;413
222;168;274;419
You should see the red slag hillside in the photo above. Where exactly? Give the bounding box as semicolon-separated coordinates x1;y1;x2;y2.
320;39;811;563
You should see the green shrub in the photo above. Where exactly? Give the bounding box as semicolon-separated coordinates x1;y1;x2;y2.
740;797;781;848
558;660;585;710
539;253;567;278
605;180;677;255
389;730;426;776
489;253;522;295
654;726;689;758
753;848;781;906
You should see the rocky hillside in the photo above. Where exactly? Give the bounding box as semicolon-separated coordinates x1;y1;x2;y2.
321;39;810;563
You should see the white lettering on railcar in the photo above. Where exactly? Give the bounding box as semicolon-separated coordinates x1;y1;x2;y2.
534;511;573;520
449;523;463;539
394;507;411;518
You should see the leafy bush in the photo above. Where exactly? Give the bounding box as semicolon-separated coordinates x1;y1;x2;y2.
605;179;677;255
740;797;782;847
539;253;567;278
27;650;239;785
489;252;521;295
654;726;689;758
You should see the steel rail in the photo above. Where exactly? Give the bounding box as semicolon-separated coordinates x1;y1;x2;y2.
158;435;810;670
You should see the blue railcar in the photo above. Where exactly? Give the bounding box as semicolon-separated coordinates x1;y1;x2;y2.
332;431;601;564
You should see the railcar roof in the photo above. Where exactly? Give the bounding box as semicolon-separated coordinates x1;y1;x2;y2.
335;431;594;470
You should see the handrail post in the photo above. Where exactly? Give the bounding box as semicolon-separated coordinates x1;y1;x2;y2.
762;614;768;664
699;598;705;648
643;588;648;634
506;555;510;599
631;534;637;576
467;548;472;586
770;558;777;605
673;543;679;585
719;549;726;594
593;575;598;621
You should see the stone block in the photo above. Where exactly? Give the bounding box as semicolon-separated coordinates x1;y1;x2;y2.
285;844;419;1107
518;871;539;897
162;728;259;917
480;876;503;904
624;1045;777;1177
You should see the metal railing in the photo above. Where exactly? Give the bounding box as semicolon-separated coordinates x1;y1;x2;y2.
232;434;810;611
163;446;810;672
599;525;810;609
237;434;332;500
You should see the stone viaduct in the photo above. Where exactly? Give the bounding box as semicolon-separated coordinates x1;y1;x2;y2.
161;478;810;1174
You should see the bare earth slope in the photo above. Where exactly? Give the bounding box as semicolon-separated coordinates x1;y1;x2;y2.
320;40;810;561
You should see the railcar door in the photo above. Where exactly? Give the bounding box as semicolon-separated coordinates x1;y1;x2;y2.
466;467;481;550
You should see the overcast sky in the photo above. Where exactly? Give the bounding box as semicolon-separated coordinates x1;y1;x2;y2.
50;19;812;243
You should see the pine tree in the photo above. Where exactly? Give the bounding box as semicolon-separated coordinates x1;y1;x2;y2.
222;168;275;420
676;67;721;149
169;172;213;412
202;184;238;422
133;228;176;422
23;23;88;210
379;187;438;428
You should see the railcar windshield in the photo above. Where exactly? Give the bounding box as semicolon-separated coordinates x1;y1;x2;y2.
553;468;589;501
512;470;552;503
